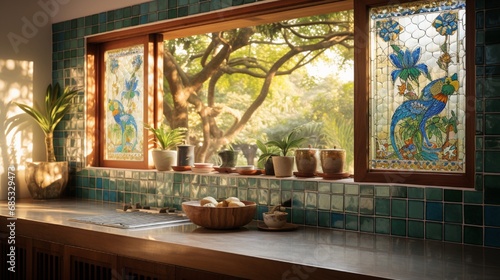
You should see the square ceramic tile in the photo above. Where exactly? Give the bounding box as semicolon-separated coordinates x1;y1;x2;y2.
444;224;462;243
360;185;374;196
485;227;500;248
464;190;483;204
318;194;331;210
425;222;443;241
444;189;462;202
408;220;424;238
345;214;358;231
464;226;483;245
345;184;359;195
331;195;344;212
331;213;344;229
426;188;443;201
444;203;463;223
464;205;483;225
375;198;390;216
292;192;305;208
305;192;317;209
331;183;344;194
375;217;390;234
391;199;407;218
344;195;359;213
359;197;374;215
426;202;443;221
375;186;390;197
318;211;330;228
305;209;318;226
360;216;374;233
391;219;406;236
408;200;424;220
391;186;407;198
318;182;331;193
292;208;305;224
484;205;500;226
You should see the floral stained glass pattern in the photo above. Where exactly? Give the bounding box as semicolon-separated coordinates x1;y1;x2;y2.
104;45;144;161
369;0;466;172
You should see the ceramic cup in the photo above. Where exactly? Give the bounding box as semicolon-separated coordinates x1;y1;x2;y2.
177;145;195;166
263;211;288;229
320;148;346;174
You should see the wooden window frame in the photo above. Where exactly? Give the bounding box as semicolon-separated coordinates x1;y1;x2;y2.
353;0;476;188
84;0;353;169
86;34;163;169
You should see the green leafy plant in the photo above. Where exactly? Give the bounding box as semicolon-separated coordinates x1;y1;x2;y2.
14;83;79;162
256;139;280;168
145;120;187;150
266;130;307;157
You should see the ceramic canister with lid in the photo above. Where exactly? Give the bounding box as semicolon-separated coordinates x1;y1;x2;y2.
320;148;346;174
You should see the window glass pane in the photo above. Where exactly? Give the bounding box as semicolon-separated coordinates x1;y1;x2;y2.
162;11;354;172
104;44;144;161
369;0;466;173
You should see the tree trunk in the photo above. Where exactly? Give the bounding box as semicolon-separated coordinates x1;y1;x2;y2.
45;132;56;162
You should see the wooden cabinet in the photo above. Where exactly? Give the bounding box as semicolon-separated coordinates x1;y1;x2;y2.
1;233;242;280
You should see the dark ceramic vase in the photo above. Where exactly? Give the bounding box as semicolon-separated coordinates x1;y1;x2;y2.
264;156;275;175
218;150;238;168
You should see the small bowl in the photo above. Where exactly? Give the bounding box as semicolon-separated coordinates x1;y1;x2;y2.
193;162;214;168
182;200;256;229
191;166;214;173
235;165;255;172
262;211;288;229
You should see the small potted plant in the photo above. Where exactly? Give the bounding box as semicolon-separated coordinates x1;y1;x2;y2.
13;83;79;199
256;139;280;175
145;118;186;171
266;130;306;177
217;144;239;168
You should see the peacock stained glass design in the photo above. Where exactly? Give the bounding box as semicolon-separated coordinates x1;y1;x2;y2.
369;0;466;172
104;45;144;161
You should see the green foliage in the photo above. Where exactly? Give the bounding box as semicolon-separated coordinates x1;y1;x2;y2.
145;118;187;150
266;130;307;157
256;139;280;168
14;83;79;135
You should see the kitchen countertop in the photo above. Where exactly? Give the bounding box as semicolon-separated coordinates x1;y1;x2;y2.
1;199;499;279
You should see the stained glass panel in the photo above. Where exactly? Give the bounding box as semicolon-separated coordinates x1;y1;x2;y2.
368;0;466;173
104;45;144;161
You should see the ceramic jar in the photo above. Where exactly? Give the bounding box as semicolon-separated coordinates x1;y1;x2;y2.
177;145;195;166
295;148;319;175
320;148;346;174
218;150;239;168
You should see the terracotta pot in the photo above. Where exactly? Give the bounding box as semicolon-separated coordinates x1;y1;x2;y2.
152;150;177;171
320;148;346;174
272;156;294;177
295;148;319;175
26;161;68;199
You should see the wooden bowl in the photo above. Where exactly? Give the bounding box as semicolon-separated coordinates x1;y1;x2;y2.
182;200;256;229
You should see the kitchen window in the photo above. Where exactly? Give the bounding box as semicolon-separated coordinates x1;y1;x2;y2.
354;0;475;187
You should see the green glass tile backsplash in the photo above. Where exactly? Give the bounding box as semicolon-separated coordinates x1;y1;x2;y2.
55;0;500;248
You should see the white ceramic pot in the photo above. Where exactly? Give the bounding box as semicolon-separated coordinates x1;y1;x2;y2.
272;156;295;177
26;161;68;199
152;150;177;171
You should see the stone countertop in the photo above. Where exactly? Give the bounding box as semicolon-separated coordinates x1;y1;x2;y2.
1;199;499;279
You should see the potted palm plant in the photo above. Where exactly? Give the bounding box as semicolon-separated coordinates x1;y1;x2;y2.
266;130;306;177
14;83;79;199
145;119;186;171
